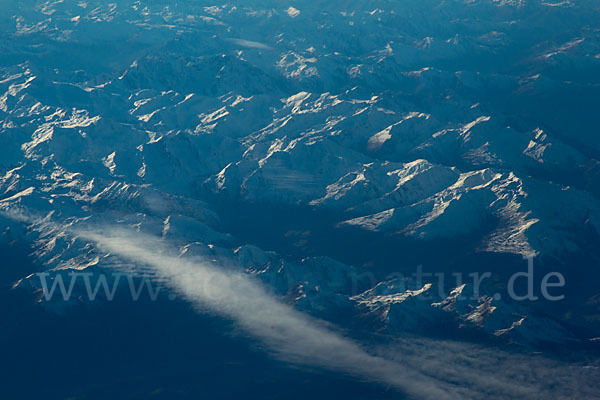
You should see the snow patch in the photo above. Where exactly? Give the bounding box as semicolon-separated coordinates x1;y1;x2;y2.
286;7;301;18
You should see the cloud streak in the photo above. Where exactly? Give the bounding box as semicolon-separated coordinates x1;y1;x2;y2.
77;227;600;400
4;211;596;400
80;227;455;399
228;38;274;50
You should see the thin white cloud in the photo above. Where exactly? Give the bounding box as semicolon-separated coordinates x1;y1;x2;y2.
3;210;598;399
80;228;453;400
228;38;273;50
77;227;600;400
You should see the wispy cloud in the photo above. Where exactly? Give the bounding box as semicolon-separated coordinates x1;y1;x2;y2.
76;227;600;400
4;211;598;399
79;228;452;399
228;38;274;50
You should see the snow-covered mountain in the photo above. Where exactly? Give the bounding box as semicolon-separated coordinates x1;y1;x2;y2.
2;1;600;398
